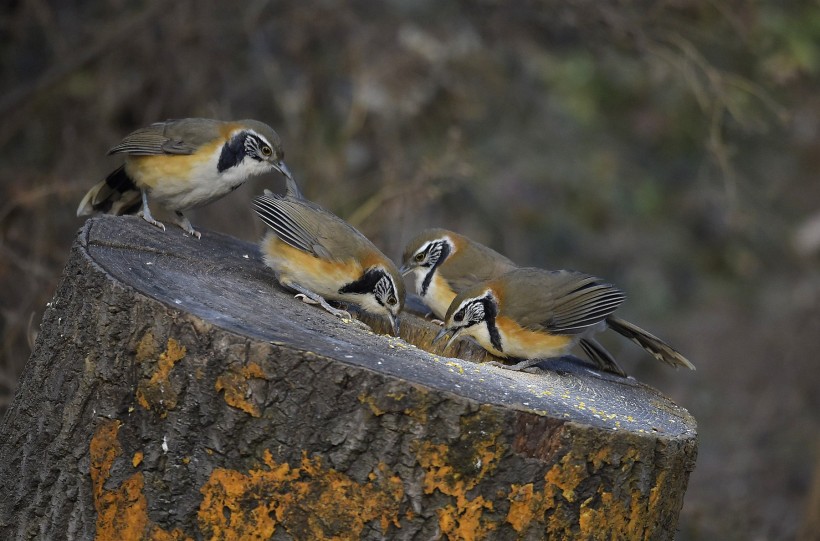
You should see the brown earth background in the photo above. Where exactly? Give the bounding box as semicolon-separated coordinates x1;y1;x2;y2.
1;1;819;539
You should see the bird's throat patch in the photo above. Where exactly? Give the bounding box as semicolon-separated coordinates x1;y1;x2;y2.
217;132;247;172
420;241;451;295
482;297;503;353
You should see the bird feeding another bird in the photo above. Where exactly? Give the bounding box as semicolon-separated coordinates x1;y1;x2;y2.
77;118;297;238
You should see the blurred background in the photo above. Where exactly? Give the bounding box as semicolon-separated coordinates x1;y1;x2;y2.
2;0;819;538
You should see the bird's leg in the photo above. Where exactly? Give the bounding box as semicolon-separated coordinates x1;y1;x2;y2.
285;283;371;330
137;189;166;232
486;358;544;372
293;294;320;305
289;284;352;319
173;211;201;239
420;311;445;325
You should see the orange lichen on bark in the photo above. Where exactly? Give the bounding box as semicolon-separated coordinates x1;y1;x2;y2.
357;388;431;425
198;450;403;540
515;452;601;537
136;337;187;415
577;485;659;540
145;526;193;541
215;362;267;417
89;419;192;541
434;495;495;541
544;453;587;503
415;409;505;540
507;483;547;532
358;393;386;416
504;447;673;539
90;420;124;512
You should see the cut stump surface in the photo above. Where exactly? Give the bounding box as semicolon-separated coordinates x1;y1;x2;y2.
0;216;697;540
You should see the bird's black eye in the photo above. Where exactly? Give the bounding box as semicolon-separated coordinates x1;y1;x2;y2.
261;145;273;157
387;295;397;306
453;312;463;323
414;252;425;262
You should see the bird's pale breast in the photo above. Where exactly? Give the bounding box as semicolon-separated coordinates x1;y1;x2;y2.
125;140;265;210
422;273;456;319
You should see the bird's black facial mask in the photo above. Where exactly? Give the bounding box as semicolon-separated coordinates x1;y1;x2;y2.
452;293;502;352
218;131;274;172
217;132;249;172
420;240;451;295
339;268;397;306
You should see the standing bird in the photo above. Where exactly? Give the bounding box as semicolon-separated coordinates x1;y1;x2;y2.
77;118;298;238
252;192;404;335
434;267;696;373
400;228;517;319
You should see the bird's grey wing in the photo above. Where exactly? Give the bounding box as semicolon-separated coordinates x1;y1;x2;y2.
302;199;378;261
509;269;626;334
252;194;337;259
107;118;219;156
445;247;517;294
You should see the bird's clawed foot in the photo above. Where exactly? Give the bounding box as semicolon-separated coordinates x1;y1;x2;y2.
292;288;365;327
173;211;201;239
294;293;320;306
294;292;346;316
294;293;350;319
422;312;444;326
138;190;166;232
138;210;166;232
486;358;544;372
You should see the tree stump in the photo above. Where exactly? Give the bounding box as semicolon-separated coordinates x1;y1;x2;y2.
0;215;697;540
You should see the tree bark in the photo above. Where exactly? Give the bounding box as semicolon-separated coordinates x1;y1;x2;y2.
0;215;697;540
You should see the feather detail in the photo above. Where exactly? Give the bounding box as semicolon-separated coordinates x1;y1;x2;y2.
578;338;627;376
76;165;141;216
252;194;330;258
606;317;695;370
108;125;197;155
503;268;626;335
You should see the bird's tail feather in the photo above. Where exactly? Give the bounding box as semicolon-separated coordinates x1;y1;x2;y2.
579;338;627;377
76;166;141;217
606;316;695;370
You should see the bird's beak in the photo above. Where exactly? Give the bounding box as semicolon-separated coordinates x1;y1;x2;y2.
273;160;293;181
434;327;462;351
399;264;412;276
433;326;453;345
432;327;448;345
388;313;400;336
273;160;303;198
444;331;463;351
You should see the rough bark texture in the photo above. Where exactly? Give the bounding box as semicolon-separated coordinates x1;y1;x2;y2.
0;216;698;540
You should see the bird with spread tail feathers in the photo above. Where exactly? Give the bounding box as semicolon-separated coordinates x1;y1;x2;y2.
77;118;297;238
252;187;404;335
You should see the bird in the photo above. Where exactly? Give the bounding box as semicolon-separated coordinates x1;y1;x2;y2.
77;118;298;238
252;191;405;335
400;228;517;320
402;229;627;374
433;266;696;374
